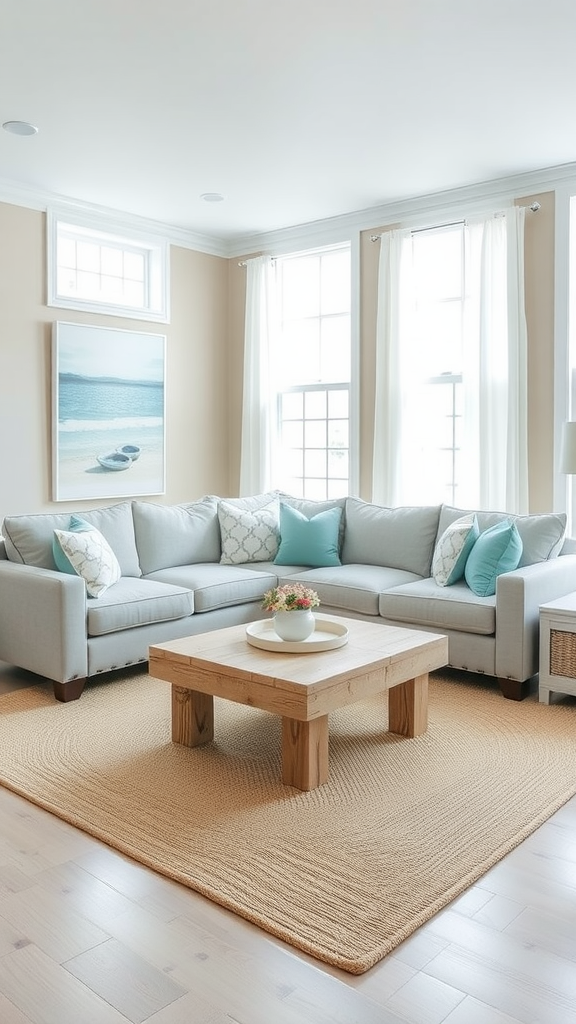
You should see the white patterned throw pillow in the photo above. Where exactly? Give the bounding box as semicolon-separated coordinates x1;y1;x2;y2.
432;513;479;587
218;498;280;565
53;527;122;597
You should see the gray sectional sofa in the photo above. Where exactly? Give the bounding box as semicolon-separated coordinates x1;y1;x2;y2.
1;491;575;703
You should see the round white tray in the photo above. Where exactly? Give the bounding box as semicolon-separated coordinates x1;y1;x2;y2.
245;617;349;653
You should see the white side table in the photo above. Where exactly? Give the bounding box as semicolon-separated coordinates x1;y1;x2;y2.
539;593;576;703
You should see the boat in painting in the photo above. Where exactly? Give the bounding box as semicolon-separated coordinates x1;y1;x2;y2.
97;451;133;471
116;444;141;461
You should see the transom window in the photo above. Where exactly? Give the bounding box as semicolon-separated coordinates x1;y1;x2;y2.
275;246;351;499
47;211;169;322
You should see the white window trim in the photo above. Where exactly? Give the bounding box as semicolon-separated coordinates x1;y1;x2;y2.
47;207;170;323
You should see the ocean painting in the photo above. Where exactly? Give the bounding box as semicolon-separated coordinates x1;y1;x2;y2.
52;322;166;501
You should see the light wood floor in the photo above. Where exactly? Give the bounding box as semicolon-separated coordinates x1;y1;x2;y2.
0;663;575;1024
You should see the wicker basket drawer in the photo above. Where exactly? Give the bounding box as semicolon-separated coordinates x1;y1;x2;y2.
549;628;576;679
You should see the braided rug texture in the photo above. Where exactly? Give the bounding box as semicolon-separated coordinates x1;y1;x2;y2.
0;670;574;974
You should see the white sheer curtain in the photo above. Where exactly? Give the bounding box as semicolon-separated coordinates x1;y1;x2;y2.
372;228;411;506
239;255;278;496
372;207;529;512
461;206;528;512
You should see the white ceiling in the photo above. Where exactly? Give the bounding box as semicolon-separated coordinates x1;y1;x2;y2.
2;0;576;248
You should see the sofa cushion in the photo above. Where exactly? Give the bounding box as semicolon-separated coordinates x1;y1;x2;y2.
53;526;122;598
2;501;141;577
275;565;422;616
379;578;496;635
464;521;523;597
437;504;566;567
274;503;342;568
432;513;479;587
132;498;220;574
342;497;441;577
218;498;280;565
86;578;194;637
215;491;280;511
144;563;277;613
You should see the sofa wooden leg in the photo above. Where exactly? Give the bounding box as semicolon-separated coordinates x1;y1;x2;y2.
497;677;528;701
53;678;87;702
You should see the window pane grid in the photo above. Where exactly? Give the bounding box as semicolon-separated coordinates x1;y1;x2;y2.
49;214;168;322
277;384;350;499
58;231;148;308
426;377;462;505
275;245;351;496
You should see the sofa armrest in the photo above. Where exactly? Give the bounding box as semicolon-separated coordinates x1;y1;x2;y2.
495;554;576;681
0;561;88;684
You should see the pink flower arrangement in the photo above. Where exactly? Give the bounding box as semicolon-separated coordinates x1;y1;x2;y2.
262;583;320;613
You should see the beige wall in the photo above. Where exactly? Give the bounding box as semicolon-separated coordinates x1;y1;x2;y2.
226;257;249;496
0;202;230;522
228;193;557;510
521;192;556;511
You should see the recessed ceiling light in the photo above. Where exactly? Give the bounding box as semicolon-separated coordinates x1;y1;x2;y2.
200;192;224;203
2;120;38;136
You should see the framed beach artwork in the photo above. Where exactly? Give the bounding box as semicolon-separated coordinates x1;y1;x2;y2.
52;322;166;501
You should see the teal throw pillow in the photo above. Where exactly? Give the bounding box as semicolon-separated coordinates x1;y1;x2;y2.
274;503;342;567
53;515;94;574
464;520;523;597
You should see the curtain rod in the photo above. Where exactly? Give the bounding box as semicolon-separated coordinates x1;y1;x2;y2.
237;256;276;267
369;201;541;242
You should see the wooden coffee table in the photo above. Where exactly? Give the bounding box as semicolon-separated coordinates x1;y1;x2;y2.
148;616;448;791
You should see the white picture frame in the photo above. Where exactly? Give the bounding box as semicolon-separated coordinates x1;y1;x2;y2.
52;321;166;501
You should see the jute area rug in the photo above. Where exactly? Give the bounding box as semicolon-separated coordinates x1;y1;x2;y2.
0;670;574;975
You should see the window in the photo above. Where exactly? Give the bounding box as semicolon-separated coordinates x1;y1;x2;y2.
410;223;464;505
375;207;527;512
274;246;351;498
47;210;169;322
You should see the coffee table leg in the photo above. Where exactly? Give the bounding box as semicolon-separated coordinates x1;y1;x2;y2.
171;685;214;746
388;673;428;737
281;715;329;791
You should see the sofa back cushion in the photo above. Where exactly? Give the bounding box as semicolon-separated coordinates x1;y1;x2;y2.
342;497;441;577
132;497;221;574
2;501;141;577
215;491;280;511
436;504;566;567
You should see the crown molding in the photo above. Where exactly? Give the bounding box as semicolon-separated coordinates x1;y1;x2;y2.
0;177;229;257
225;161;576;258
3;161;576;262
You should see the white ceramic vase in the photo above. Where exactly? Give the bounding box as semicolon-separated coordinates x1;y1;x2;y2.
273;609;316;642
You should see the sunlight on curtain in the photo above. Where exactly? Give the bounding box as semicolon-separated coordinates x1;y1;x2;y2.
372;228;411;505
461;206;528;512
373;207;528;513
239;255;278;496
